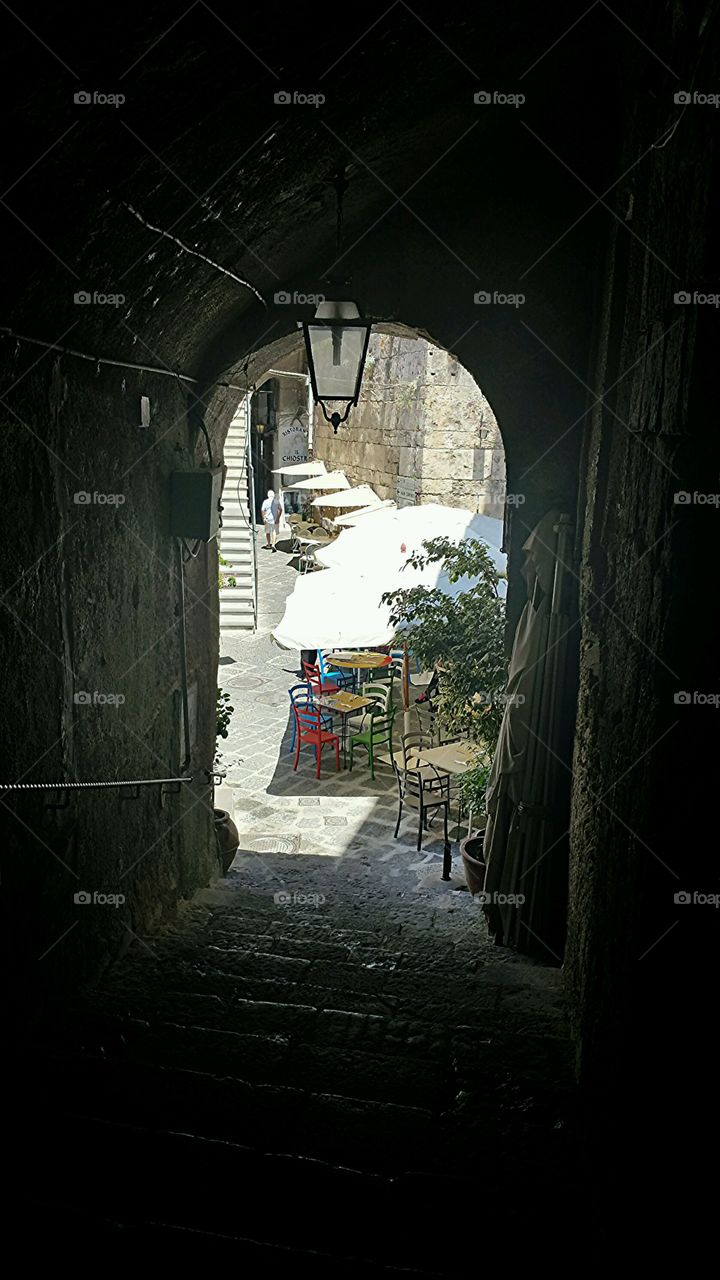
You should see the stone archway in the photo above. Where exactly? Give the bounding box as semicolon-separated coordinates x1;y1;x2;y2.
1;1;716;1122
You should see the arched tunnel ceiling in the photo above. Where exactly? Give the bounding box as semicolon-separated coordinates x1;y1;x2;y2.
1;0;631;485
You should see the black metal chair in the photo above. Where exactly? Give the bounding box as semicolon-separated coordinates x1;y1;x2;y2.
400;732;445;794
393;752;452;877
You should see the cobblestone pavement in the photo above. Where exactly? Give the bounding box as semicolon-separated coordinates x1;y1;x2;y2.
19;530;580;1270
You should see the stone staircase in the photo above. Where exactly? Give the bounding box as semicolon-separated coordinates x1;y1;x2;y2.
12;870;579;1270
219;407;256;632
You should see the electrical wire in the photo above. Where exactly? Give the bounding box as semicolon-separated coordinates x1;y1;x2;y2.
0;326;254;396
123;202;267;308
181;538;203;560
197;419;214;470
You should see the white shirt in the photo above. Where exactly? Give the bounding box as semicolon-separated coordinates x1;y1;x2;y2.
261;497;280;524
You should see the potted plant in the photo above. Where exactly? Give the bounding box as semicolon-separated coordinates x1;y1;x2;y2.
213;687;239;873
458;762;490;895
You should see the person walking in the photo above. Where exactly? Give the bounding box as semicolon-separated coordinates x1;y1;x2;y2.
260;489;282;551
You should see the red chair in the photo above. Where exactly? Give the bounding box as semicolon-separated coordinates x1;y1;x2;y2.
302;661;341;697
293;701;341;779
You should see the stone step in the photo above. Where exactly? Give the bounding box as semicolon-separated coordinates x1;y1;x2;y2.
219;541;254;555
218;559;253;572
50;1007;453;1108
219;594;255;606
219;598;255;613
23;1111;466;1273
219;567;253;581
34;1050;448;1177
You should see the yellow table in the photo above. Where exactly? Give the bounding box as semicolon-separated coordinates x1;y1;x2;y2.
330;651;393;672
397;741;482;776
316;690;377;764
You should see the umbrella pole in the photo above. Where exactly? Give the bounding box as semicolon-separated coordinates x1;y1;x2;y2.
403;644;412;736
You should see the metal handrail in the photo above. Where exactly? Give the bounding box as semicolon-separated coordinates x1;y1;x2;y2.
245;395;259;632
1;776;194;792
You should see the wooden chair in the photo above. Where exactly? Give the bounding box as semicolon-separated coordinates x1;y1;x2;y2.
302;661;341;697
318;649;354;692
292;701;341;779
348;704;396;780
287;682;332;753
345;681;391;732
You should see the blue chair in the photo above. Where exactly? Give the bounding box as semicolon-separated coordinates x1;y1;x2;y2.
318;649;354;692
288;683;333;753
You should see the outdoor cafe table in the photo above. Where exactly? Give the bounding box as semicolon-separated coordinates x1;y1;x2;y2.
391;740;482;878
329;651;393;688
397;741;482;776
296;535;330;573
316;690;377;765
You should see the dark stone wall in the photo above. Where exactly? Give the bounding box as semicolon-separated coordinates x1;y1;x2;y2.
565;4;720;1093
0;347;219;1023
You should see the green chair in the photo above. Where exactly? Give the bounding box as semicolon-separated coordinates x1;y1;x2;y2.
348;704;396;780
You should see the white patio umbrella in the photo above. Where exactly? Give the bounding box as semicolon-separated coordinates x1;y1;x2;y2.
333;500;396;526
272;504;506;650
315;503;506;591
284;470;349;492
271;460;327;477
311;484;380;510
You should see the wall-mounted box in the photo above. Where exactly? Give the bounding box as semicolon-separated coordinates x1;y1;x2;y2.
170;467;224;541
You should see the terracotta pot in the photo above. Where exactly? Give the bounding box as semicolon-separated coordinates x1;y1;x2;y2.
460;830;486;896
214;808;239;874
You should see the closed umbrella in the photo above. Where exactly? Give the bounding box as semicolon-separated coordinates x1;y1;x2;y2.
482;510;575;961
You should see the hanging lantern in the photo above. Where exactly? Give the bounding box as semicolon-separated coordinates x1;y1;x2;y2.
302;299;371;434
